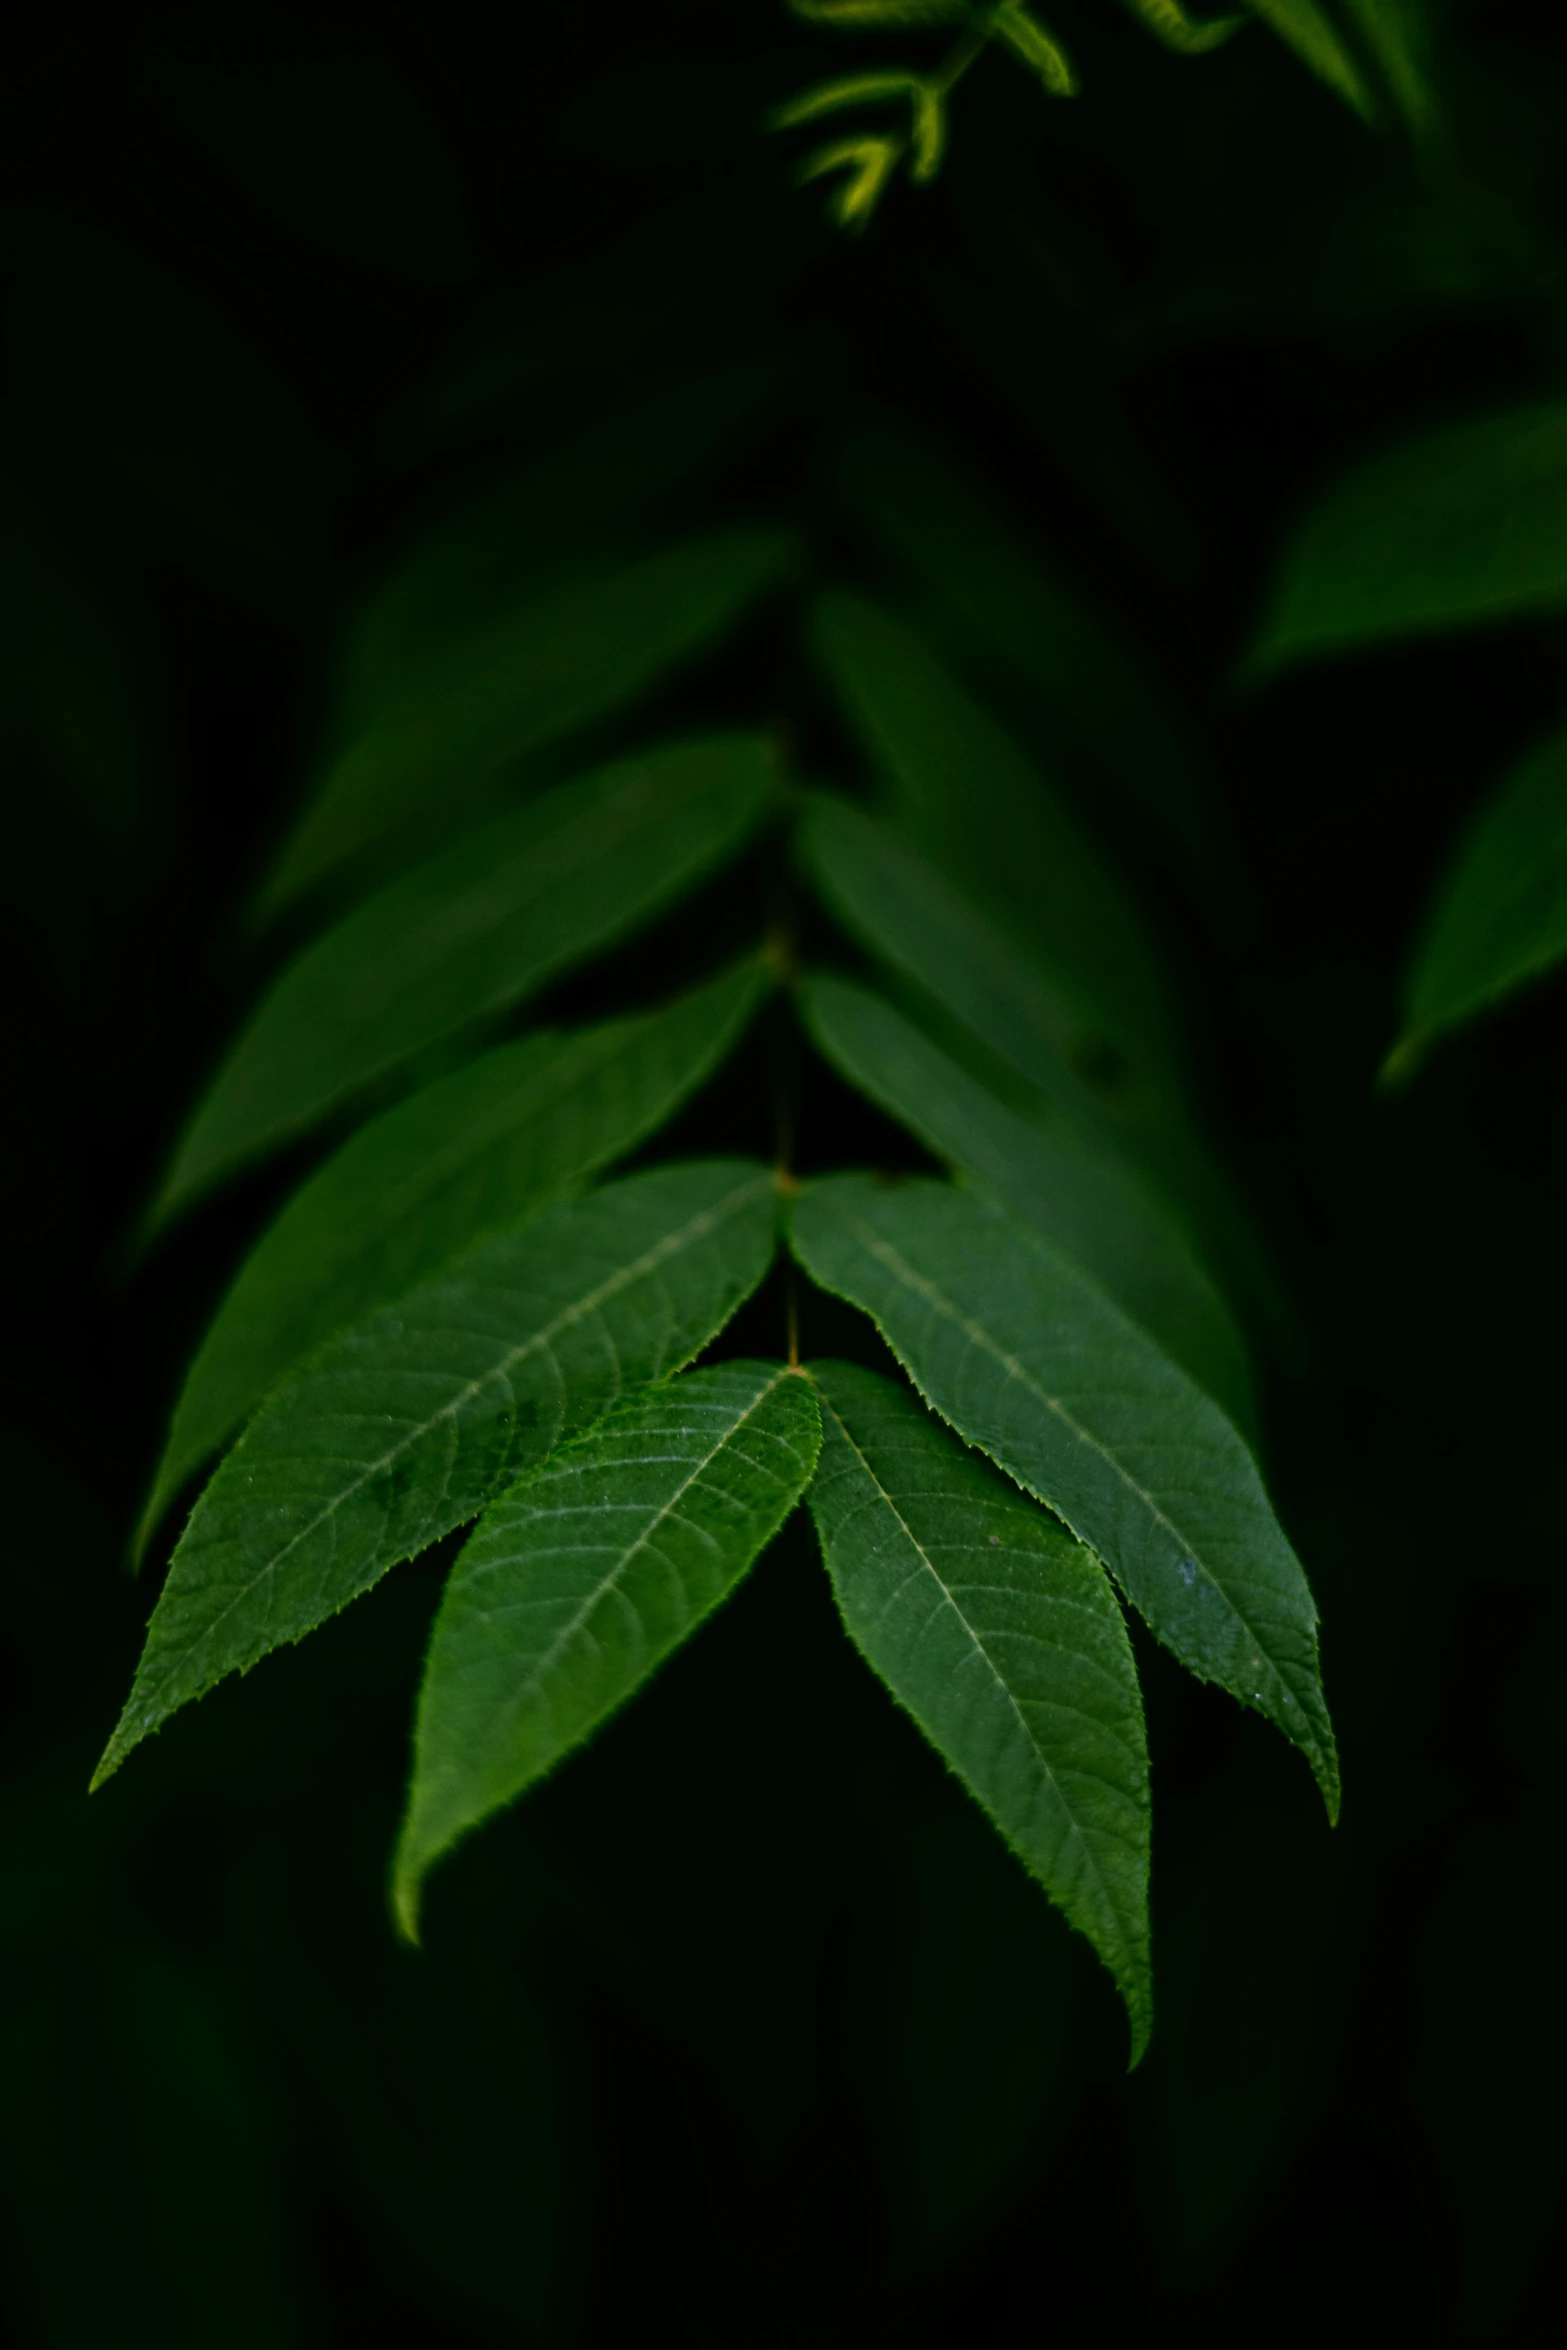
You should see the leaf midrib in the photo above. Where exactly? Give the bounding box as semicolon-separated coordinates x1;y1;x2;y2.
832;1202;1315;1725
467;1365;795;1756
819;1395;1141;1976
147;1175;772;1699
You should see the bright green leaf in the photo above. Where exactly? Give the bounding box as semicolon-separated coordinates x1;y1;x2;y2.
810;592;1172;1066
137;961;768;1560
94;1160;779;1787
835;434;1204;854
261;528;793;910
394;1359;821;1936
807;1360;1151;2058
1387;726;1567;1077
1247;405;1567;674
790;1174;1337;1813
154;737;776;1224
801;975;1253;1431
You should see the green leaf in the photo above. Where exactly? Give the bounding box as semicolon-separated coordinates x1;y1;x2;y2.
806;1360;1151;2058
1247;405;1567;674
261;528;794;911
1387;726;1567;1077
394;1360;821;1937
137;961;768;1561
154;737;776;1224
810;593;1172;1066
94;1160;779;1787
789;1174;1337;1813
339;369;785;724
801;791;1278;1339
801;975;1253;1432
835;434;1205;855
1250;0;1374;119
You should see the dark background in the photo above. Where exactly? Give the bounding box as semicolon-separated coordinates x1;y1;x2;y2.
3;2;1564;2340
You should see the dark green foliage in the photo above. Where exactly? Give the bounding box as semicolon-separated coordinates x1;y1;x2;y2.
14;0;1567;2337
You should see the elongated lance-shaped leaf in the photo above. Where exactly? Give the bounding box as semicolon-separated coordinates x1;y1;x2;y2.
137;962;769;1562
801;793;1279;1338
154;737;776;1225
807;1361;1151;2058
1386;726;1567;1079
1246;405;1567;676
395;1360;821;1937
801;975;1253;1434
809;592;1173;1069
789;1175;1337;1813
262;528;794;911
95;1161;779;1787
339;369;785;725
834;436;1205;858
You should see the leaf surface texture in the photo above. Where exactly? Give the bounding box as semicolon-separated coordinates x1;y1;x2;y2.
138;962;767;1555
395;1360;821;1933
802;975;1252;1430
97;1160;778;1783
807;1360;1151;2057
790;1174;1336;1811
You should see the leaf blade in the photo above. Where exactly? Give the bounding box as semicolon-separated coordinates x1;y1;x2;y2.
1389;725;1567;1074
801;974;1253;1431
155;736;776;1222
1248;404;1567;674
790;1175;1337;1812
96;1160;780;1786
137;961;769;1559
394;1359;821;1935
264;527;794;911
807;1360;1151;2058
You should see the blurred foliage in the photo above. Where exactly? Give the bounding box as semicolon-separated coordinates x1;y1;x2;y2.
4;0;1567;2343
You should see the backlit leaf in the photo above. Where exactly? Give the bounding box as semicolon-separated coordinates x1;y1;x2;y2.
790;1174;1337;1812
1251;0;1373;118
807;1360;1151;2058
154;737;776;1223
394;1360;820;1936
95;1160;779;1785
137;961;768;1559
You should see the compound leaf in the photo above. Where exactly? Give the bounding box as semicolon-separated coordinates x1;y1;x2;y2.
1248;404;1567;673
807;1360;1151;2058
263;527;793;909
801;975;1252;1430
137;961;768;1559
790;1174;1336;1813
394;1359;821;1936
95;1160;779;1785
1388;725;1567;1077
154;736;776;1223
